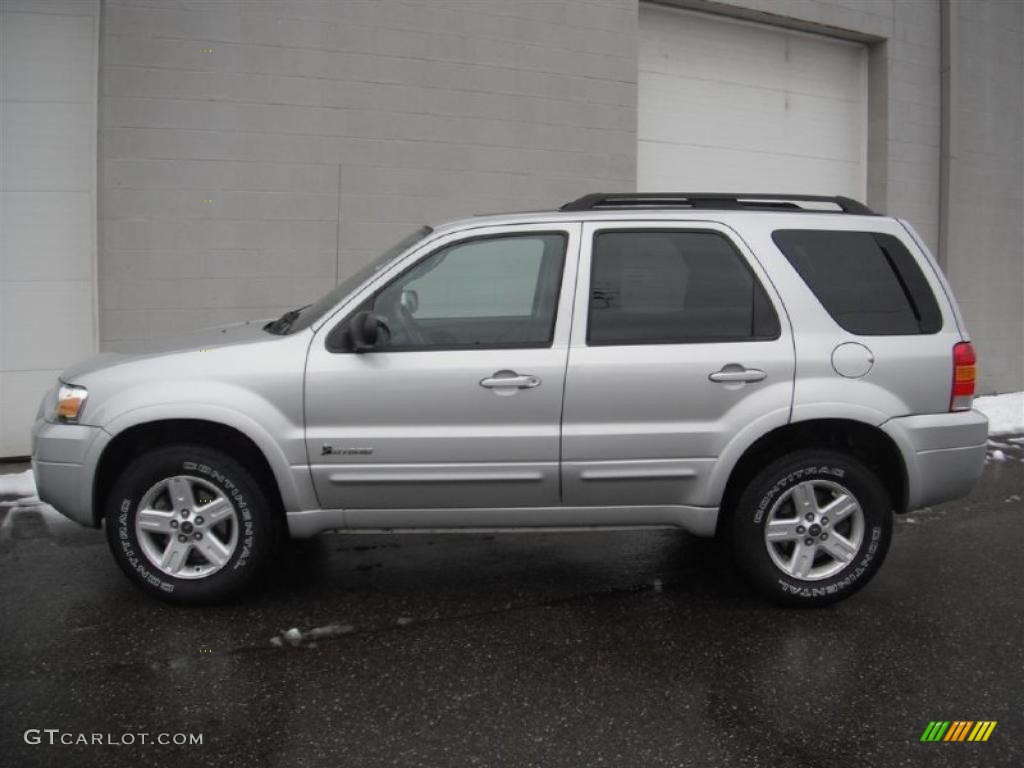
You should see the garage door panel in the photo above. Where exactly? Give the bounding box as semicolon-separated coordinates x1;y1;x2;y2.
641;75;864;160
638;144;862;196
639;4;867;197
640;6;865;98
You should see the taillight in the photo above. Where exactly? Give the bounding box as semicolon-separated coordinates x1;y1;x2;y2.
950;342;977;411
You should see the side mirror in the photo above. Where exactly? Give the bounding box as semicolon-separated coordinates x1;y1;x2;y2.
349;311;389;353
400;289;419;314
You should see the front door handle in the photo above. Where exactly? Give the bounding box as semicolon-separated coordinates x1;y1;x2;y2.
708;366;767;383
480;371;541;389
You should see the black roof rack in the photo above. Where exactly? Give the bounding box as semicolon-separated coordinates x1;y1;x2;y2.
559;192;876;216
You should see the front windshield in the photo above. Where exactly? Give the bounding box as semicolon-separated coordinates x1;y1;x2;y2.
278;225;433;334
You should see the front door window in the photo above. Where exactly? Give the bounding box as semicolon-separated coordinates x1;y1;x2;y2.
370;233;567;350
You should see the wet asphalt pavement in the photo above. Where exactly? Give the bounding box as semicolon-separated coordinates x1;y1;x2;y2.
1;442;1021;768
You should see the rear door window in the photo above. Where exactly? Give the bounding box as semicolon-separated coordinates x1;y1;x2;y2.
771;230;942;335
587;230;780;345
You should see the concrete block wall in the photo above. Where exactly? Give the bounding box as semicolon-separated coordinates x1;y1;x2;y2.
1;0;100;456
941;0;1024;394
884;0;942;255
3;0;1014;432
98;0;638;352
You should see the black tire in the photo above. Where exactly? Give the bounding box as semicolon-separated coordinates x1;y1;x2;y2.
103;444;280;604
731;449;892;607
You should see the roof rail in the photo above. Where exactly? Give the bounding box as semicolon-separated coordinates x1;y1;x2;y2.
559;192;876;216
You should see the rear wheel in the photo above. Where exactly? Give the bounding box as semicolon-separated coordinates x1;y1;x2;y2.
731;450;892;607
104;444;279;604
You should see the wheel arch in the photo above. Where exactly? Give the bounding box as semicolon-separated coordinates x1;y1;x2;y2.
93;418;291;528
717;418;909;535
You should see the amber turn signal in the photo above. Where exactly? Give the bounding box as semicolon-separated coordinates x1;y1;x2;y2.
55;384;88;423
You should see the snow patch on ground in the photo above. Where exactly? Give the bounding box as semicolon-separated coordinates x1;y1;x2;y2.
270;623;355;648
0;469;79;538
309;623;354;639
3;468;116;540
0;469;38;502
974;392;1024;436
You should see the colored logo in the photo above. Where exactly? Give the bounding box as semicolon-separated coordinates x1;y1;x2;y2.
920;721;997;742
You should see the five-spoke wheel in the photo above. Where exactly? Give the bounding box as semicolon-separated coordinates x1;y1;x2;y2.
763;479;865;581
135;475;240;579
732;450;892;606
105;444;279;604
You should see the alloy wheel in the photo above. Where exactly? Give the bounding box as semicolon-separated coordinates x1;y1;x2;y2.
134;475;240;579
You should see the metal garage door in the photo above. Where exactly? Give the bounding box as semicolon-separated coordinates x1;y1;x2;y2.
638;4;868;197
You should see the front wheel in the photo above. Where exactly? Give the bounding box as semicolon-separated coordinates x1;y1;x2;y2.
104;444;280;604
731;450;892;607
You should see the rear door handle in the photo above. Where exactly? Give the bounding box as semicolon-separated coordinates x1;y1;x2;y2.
708;367;767;383
480;371;541;389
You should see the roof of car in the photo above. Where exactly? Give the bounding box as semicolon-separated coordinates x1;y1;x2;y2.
433;193;886;236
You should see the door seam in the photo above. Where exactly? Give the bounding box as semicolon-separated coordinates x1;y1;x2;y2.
557;222;584;504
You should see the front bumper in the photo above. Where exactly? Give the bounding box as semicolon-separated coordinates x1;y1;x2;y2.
882;409;988;511
31;419;107;528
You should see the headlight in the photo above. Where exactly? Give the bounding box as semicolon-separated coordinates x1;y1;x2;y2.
55;384;88;423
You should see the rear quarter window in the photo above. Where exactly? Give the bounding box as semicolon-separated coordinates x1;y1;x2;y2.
771;230;942;335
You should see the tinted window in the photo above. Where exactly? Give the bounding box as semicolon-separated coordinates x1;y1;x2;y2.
368;233;566;350
587;230;780;345
772;230;942;335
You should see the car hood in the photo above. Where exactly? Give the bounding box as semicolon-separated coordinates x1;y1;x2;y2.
60;319;276;382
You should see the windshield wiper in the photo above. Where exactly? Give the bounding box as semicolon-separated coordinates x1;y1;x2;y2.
264;305;310;335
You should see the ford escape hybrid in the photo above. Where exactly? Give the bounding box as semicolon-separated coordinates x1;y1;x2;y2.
31;193;988;606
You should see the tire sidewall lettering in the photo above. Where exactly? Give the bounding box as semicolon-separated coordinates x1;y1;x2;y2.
110;456;262;596
740;456;889;604
181;460;255;569
753;466;845;524
776;524;881;598
115;496;177;594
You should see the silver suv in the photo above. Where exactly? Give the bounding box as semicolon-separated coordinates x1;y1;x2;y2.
31;193;988;606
